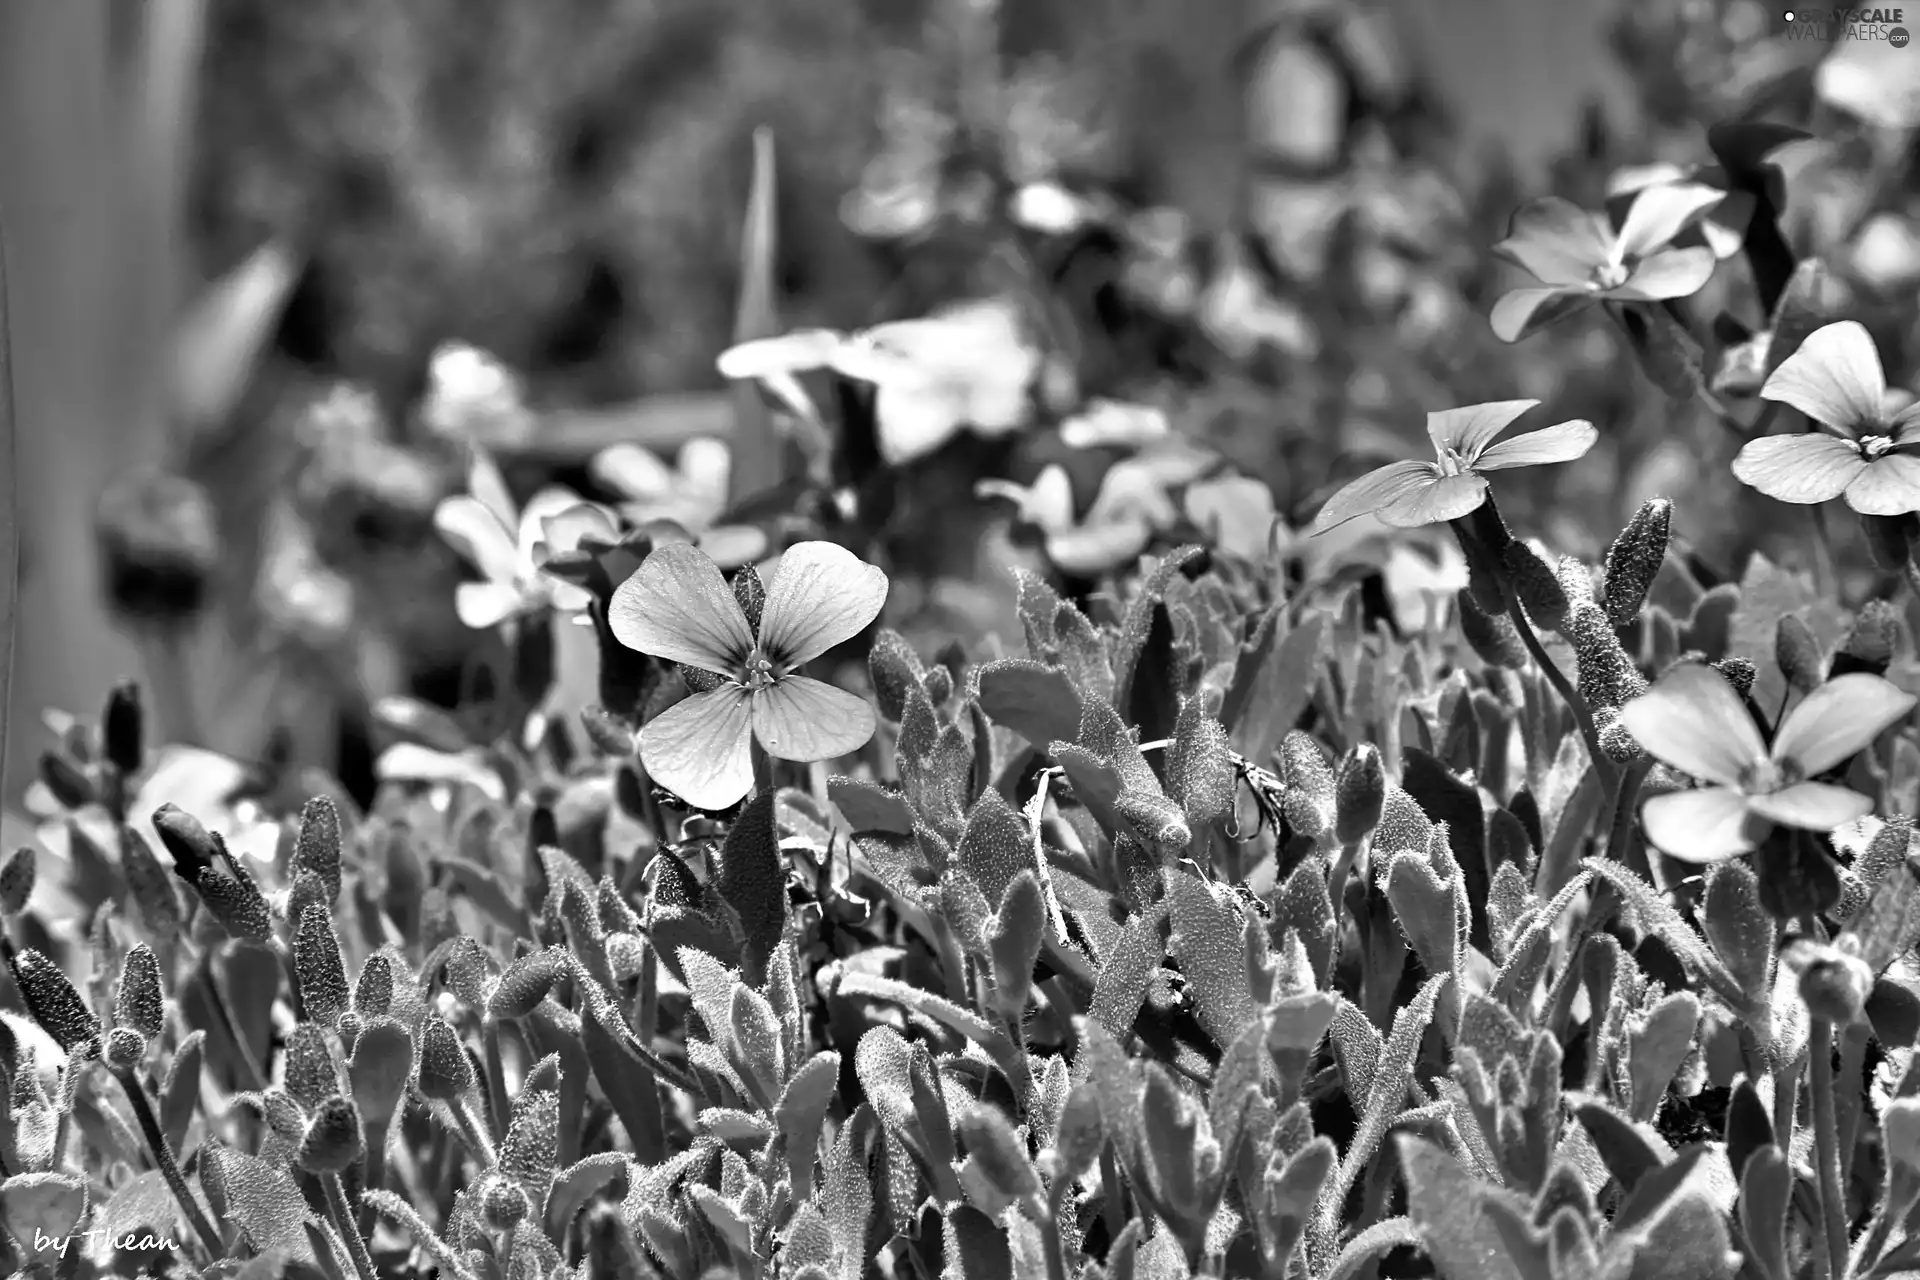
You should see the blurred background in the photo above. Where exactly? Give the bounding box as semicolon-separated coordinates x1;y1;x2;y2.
1;0;1916;810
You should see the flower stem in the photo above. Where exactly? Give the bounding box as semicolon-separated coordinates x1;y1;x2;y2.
1809;1018;1850;1280
1602;754;1654;866
447;1096;498;1168
112;1065;222;1260
1504;596;1617;792
322;1170;379;1280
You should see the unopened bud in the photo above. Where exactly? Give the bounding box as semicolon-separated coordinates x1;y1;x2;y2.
1279;732;1335;840
487;949;566;1021
104;1027;146;1070
102;680;145;777
95;469;220;623
114;944;165;1039
480;1174;532;1231
196;857;273;944
1603;500;1671;628
1788;941;1874;1026
151;804;220;883
1834;599;1903;678
294;797;343;905
1774;615;1825;693
12;950;101;1052
1567;603;1648;712
354;952;395;1017
1504;541;1569;632
1457;590;1527;669
1712;656;1757;699
416;1017;475;1100
38;753;95;811
1334;744;1386;847
285;1023;342;1110
0;848;35;917
297;1096;366;1174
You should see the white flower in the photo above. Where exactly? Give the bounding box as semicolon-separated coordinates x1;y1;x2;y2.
433;450;620;629
590;438;732;535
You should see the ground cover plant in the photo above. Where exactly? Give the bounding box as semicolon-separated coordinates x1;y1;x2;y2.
8;4;1920;1280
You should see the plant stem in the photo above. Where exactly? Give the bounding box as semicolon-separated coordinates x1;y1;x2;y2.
322;1171;379;1280
1602;755;1655;866
112;1065;222;1260
1810;1018;1850;1280
1505;597;1617;793
1040;1203;1072;1280
483;1020;511;1143
447;1096;498;1168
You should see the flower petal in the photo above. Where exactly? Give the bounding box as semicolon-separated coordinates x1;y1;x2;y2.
1640;787;1769;862
374;744;508;803
466;450;518;533
1490;287;1597;343
1427;400;1542;460
1844;454;1920;517
1730;434;1868;505
757;541;891;668
1612;182;1726;260
456;582;526;629
1494;198;1613;285
751;676;879;764
1375;472;1488;528
591;444;676;501
1047;517;1157;577
679;438;733;496
1760;320;1889;432
1617;661;1765;786
1474;419;1599;472
1746;781;1875;832
873;380;968;466
639;686;755;811
1770;672;1917;775
1308;461;1438;535
717;329;846;380
518;488;596;563
434;496;520;585
608;542;755;674
1611;246;1718;301
533;503;621;564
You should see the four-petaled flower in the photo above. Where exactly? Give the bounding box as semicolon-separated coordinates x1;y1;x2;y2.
1309;400;1597;534
1490;185;1724;343
609;541;888;811
1731;321;1920;516
434;451;620;629
1620;662;1915;863
591;438;733;537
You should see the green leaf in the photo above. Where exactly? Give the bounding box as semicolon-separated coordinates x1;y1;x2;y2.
1166;867;1259;1048
944;1204;1013;1280
988;872;1047;1022
1141;1065;1219;1240
716;792;785;987
1272;857;1336;989
776;1052;840;1202
1584;859;1749;1014
1225;608;1327;765
2;1171;87;1250
1699;860;1774;1014
1169;695;1235;829
1397;1134;1525;1280
581;1000;667;1158
364;1190;480;1280
160;1029;205;1154
212;1147;315;1260
1628;993;1701;1123
545;1152;628;1240
349;1017;414;1129
1326;1216;1426;1280
827;777;916;836
835;972;1031;1101
1090;904;1166;1038
1384;852;1462;997
974;660;1084;755
956;789;1038;913
1736;1143;1791;1280
958;1104;1041;1207
1573;1099;1669;1197
1209;1014;1272;1176
1261;1134;1336;1276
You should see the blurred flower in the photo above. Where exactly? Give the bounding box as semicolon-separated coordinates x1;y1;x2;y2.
591;439;732;534
1308;400;1597;534
978;442;1216;576
1183;475;1277;562
1732;322;1920;516
718;297;1046;466
1491;186;1725;342
1620;663;1914;862
1059;400;1170;451
609;542;888;810
373;743;507;805
256;503;354;642
433;451;619;628
417;343;536;450
1817;37;1920;129
1852;214;1920;290
1605;163;1753;261
95;470;221;624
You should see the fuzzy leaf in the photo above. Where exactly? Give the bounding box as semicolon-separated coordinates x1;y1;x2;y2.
546;1152;628;1239
945;1204;1013;1280
1170;696;1235;827
1;1172;87;1250
716;792;785;987
1091;904;1166;1038
1398;1135;1524;1280
987;872;1047;1021
776;1052;840;1202
959;1103;1041;1206
161;1030;205;1154
1628;993;1701;1122
1166;867;1258;1048
1584;860;1748;1015
975;660;1085;754
1225;609;1327;765
827;778;916;836
213;1147;315;1259
956;789;1037;912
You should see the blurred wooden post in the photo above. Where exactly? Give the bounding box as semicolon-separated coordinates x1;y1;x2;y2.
0;0;197;806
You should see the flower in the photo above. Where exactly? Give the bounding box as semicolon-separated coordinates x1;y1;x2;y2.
1308;400;1597;534
1490;186;1725;343
433;450;620;628
591;438;732;535
1731;322;1920;516
609;541;888;810
417;343;536;450
1604;163;1752;261
1619;662;1915;863
977;441;1217;576
717;297;1047;466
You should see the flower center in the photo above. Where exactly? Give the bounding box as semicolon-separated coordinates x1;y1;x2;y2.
1590;260;1630;291
1861;434;1896;460
743;650;779;692
1738;757;1803;794
1435;447;1471;477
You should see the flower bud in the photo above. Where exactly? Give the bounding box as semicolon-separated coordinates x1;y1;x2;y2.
416;1016;475;1100
1279;732;1336;840
102;680;145;777
1834;599;1903;678
1774;614;1825;694
114;943;165;1040
38;752;95;811
0;847;36;917
354;952;395;1017
1794;947;1874;1026
479;1174;532;1231
488;949;567;1021
95;469;220;624
104;1026;146;1071
297;1096;366;1174
1712;656;1757;699
1602;500;1671;629
1333;744;1386;847
286;1022;343;1110
195;855;273;944
12;950;100;1052
1457;591;1527;669
1566;603;1648;712
1503;541;1569;632
294;797;343;905
1596;712;1643;764
151;804;221;883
